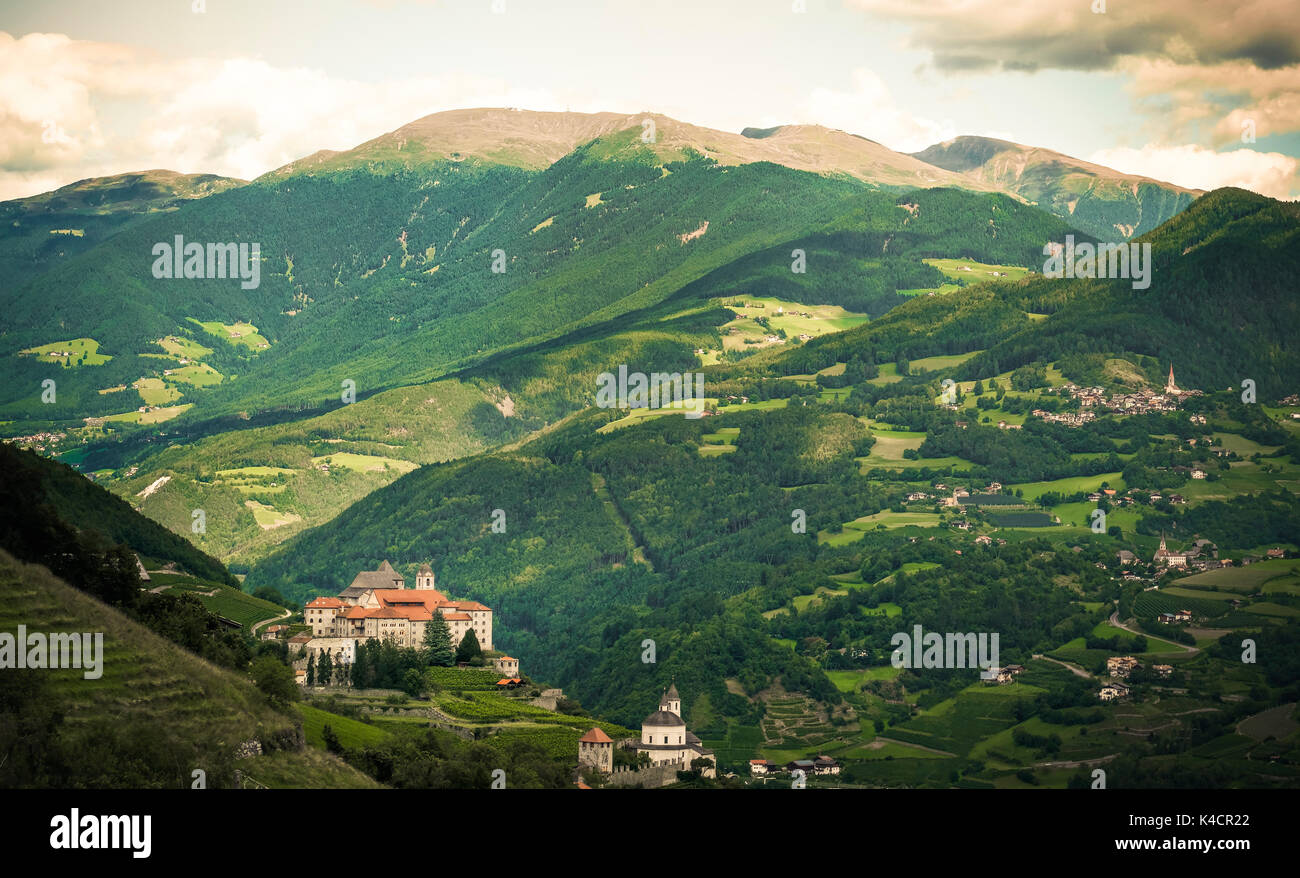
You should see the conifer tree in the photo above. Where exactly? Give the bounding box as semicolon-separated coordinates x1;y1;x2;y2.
424;612;455;667
455;628;482;664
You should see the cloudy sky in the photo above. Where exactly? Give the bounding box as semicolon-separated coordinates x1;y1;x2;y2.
2;0;1298;201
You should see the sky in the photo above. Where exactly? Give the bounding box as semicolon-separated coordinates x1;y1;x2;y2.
2;0;1298;201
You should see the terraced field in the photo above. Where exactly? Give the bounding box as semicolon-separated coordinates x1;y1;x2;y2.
0;550;374;788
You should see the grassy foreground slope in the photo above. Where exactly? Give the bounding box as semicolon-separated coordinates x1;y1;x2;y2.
0;550;376;788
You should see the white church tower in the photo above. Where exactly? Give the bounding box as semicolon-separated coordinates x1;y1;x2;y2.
663;682;681;716
415;563;436;590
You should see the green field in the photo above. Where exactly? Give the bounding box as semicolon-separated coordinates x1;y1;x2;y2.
18;337;112;367
909;352;981;373
133;377;183;406
1175;559;1300;591
820;511;944;544
716;297;869;354
102;403;193;424
167;362;224;387
188;318;270;349
297;703;392;750
1008;473;1125;502
922;258;1032;284
156;335;214;359
310;452;420;474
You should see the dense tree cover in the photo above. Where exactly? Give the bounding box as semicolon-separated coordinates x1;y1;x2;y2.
1138;491;1300;546
954;190;1300;397
0;445;235;586
918;422;1119;482
249;403;898;724
771;537;1109;668
344;725;573;789
1;153;873;423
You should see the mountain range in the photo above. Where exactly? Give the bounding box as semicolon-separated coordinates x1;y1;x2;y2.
3;106;1299;789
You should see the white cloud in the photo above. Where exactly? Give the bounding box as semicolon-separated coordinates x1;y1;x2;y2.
0;31;594;200
805;68;955;153
1088;144;1299;199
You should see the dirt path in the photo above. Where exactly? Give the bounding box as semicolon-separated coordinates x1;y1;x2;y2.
250;606;291;636
1034;754;1117;769
1033;653;1094;679
873;736;957;757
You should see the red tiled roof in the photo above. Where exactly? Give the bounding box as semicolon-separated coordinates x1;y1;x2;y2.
342;605;432;621
579;727;613;744
306;597;345;608
372;588;448;608
440;612;471;621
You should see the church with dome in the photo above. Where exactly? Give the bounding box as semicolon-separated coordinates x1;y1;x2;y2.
635;683;716;776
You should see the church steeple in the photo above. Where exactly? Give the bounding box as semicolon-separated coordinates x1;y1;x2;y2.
662;681;681;717
1165;364;1178;395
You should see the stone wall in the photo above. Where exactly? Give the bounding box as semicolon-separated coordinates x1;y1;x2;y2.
603;758;689;789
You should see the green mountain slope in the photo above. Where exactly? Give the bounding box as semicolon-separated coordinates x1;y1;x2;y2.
777;188;1300;398
911;136;1200;239
0;169;244;289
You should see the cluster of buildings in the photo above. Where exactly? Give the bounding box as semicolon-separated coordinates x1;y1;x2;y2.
1099;655;1175;700
749;756;840;777
576;685;717;782
1152;534;1219;570
1092;488;1189;507
1030;408;1095;427
295;560;494;672
1057;365;1202;419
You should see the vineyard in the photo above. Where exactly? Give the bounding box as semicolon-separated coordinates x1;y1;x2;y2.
1134;591;1230;619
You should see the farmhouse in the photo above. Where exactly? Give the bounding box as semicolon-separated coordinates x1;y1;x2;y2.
813;755;841;775
749;759;774;776
305;560;492;651
1106;656;1140;678
1099;682;1130;701
983;664;1025;685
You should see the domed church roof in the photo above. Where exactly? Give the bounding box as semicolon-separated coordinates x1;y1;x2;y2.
643;709;684;727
